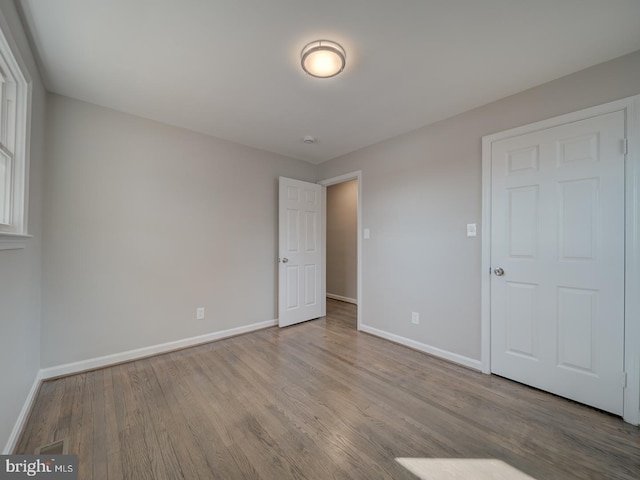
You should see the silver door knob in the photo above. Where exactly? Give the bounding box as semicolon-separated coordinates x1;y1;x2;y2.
282;258;289;263
493;267;505;276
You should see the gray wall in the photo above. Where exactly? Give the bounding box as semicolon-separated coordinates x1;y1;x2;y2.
0;1;46;452
326;179;357;301
318;50;640;361
41;95;316;367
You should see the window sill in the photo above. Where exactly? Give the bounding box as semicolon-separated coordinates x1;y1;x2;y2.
0;232;32;250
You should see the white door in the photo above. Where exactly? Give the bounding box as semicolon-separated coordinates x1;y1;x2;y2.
279;177;323;327
490;111;625;415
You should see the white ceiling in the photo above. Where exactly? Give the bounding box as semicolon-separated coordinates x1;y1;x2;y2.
18;0;640;164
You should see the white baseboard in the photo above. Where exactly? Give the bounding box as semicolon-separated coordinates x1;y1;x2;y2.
40;319;277;380
4;319;278;453
3;370;43;454
326;293;357;304
360;324;481;371
4;319;276;453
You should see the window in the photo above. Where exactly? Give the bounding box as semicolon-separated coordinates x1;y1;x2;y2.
0;12;31;248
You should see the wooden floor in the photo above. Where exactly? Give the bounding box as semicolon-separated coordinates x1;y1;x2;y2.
17;299;640;479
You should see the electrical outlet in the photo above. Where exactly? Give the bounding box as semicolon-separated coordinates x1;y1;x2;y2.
411;312;419;325
196;307;205;320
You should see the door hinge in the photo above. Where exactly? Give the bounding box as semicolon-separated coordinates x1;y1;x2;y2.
622;138;628;155
620;372;627;388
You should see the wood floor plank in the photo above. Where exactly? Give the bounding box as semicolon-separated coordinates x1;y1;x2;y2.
15;299;640;479
15;380;58;453
90;369;108;480
102;368;123;480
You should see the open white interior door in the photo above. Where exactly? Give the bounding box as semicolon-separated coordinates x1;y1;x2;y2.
279;177;323;327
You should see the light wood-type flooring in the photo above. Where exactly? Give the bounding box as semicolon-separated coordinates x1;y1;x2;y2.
16;299;640;479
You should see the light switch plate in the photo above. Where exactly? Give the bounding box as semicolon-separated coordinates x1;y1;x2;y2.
363;228;370;239
467;224;477;237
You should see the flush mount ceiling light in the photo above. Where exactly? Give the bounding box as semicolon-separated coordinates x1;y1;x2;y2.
300;40;346;78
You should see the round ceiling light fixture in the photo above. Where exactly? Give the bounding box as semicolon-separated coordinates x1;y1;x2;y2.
300;40;346;78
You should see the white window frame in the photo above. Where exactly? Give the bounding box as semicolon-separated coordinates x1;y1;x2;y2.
0;9;32;250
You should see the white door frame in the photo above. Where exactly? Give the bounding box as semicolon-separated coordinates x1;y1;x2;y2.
481;95;640;425
319;171;363;330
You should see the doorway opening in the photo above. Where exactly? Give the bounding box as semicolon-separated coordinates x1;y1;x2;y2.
320;171;362;331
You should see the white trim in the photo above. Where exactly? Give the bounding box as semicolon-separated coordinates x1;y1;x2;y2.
318;171;362;186
0;7;32;237
481;95;640;425
481;133;492;375
326;293;357;304
40;319;277;380
361;324;482;371
3;370;43;454
320;185;327;317
0;232;31;250
3;319;278;452
624;96;640;425
319;171;363;331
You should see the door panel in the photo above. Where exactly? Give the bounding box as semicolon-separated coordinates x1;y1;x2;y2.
490;111;625;415
505;281;538;359
279;177;322;327
557;287;596;373
507;186;538;258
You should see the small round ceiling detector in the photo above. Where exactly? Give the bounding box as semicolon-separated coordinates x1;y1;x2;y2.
303;135;316;144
